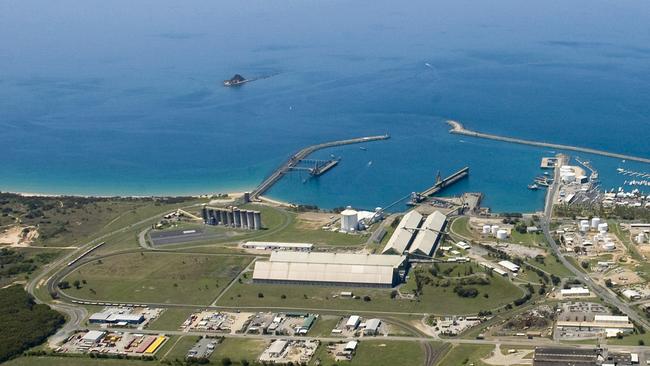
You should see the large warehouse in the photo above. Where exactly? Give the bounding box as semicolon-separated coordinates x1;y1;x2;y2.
382;210;447;257
408;211;447;256
381;210;423;255
253;252;408;287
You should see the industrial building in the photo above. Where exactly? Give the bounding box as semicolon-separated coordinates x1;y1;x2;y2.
89;312;144;325
498;260;520;273
556;315;634;337
560;287;591;297
408;211;447;257
242;241;313;252
253;252;408;287
382;210;423;255
201;205;262;230
533;347;599;366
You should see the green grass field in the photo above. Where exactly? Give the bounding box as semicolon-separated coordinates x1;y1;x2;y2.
210;338;267;365
309;315;341;336
435;344;494;366
147;308;194;330
218;265;523;315
3;356;158;366
310;340;430;366
510;230;546;247
62;252;252;305
258;211;367;246
450;216;474;239
159;335;201;361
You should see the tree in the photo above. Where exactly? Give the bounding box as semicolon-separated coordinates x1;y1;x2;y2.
580;261;589;269
73;280;81;289
363;296;371;302
605;279;613;288
258;292;264;298
390;290;398;299
57;281;70;289
221;357;232;366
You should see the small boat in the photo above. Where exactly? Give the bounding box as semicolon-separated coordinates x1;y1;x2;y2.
367;161;373;166
528;184;539;190
223;74;247;87
359;147;367;151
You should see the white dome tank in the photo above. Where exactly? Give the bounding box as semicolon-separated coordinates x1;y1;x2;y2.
496;229;508;240
340;206;359;232
591;217;601;228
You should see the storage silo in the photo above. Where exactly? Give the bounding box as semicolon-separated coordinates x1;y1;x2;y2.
340;207;359;232
591;217;601;229
496;229;508;240
247;211;255;229
491;225;500;235
233;207;241;227
482;225;491;234
214;209;222;225
240;210;249;229
201;205;208;223
597;223;608;232
579;220;590;232
253;211;262;230
225;209;233;226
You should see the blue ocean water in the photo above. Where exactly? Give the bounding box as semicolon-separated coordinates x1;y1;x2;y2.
1;0;649;212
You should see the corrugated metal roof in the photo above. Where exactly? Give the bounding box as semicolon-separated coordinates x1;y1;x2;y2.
382;210;423;254
408;211;446;256
269;251;405;268
253;261;396;285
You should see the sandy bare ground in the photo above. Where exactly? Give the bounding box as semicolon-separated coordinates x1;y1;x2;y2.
0;225;38;247
297;212;337;230
482;344;533;366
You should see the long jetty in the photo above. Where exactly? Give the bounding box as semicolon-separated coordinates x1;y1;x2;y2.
421;167;469;197
447;120;650;164
251;134;390;198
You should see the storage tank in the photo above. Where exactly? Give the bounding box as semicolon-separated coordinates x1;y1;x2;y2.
340;207;359;232
591;217;601;229
253;211;262;230
580;223;589;232
496;229;508;240
597;223;609;232
240;210;249;229
482;225;491;234
636;233;646;244
602;242;616;251
233;207;241;227
213;209;222;225
491;225;500;235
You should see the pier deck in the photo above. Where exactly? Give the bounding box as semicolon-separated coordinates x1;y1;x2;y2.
448;120;650;164
251;134;390;198
420;167;470;197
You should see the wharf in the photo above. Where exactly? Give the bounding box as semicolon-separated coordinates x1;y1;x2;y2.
421;167;469;197
251;134;390;198
448;120;650;164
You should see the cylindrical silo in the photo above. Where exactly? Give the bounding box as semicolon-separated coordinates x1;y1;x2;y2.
202;205;208;223
340;207;358;232
496;229;508;240
482;225;491;234
215;209;223;225
591;217;601;229
491;225;499;235
597;223;608;232
247;211;255;229
253;211;262;230
224;209;232;226
233;207;241;227
240;210;249;229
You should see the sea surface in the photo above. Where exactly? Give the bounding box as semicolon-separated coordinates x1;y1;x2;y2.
1;0;649;212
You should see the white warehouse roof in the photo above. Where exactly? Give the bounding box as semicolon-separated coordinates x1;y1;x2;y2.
253;252;406;287
382;210;423;255
498;260;520;272
408;211;447;256
594;315;630;323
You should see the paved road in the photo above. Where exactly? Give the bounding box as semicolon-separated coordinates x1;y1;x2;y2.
540;156;650;330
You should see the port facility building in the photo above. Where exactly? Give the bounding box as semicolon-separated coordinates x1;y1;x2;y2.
253;251;407;287
382;210;423;255
242;241;313;252
408;211;447;256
